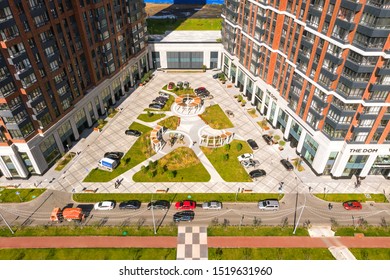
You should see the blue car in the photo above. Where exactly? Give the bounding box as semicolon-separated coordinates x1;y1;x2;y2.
173;211;195;222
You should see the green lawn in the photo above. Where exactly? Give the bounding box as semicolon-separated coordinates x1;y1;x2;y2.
334;226;390;237
147;18;222;34
209;248;334;260
162;84;195;96
201;140;252;182
137;112;166;122
133;147;210;182
73;193;283;203
199;104;234;129
157;116;180;130
208;226;308;236
314;193;388;203
54;152;76;171
83;122;155;182
0;248;176;260
350;248;390;260
0;188;46;203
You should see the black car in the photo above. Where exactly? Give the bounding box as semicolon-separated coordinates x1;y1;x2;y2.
125;129;141;137
173;210;195;222
247;139;259;150
249;169;266;179
195;87;209;96
152;96;168;105
149;103;164;109
280;159;294;171
104;152;124;160
212;72;222;79
262;134;273;145
147;200;170;210
119;200;141;210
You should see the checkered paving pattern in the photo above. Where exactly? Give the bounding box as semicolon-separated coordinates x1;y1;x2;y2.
177;226;208;260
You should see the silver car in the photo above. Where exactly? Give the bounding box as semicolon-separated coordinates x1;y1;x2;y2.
241;159;260;168
202;201;222;210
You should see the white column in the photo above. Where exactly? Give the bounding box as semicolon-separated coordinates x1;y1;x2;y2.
360;154;377;177
92;100;99;119
84;106;93;127
53;130;65;154
235;67;239;87
145;54;150;72
296;130;307;154
109;85;116;105
70;118;80;140
260;96;266;115
129;67;134;87
120;78;125;96
9;154;29;178
242;76;248;96
272;105;279;127
137;60;142;79
148;49;153;69
266;101;272;119
97;94;105;114
227;57;232;79
283;116;293;139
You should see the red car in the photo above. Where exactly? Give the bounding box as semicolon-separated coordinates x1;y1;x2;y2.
175;200;196;210
343;200;362;210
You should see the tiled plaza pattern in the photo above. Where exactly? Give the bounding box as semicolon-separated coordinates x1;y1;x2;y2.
176;226;208;260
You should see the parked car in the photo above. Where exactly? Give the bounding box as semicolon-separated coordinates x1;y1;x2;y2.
195;87;209;96
147;200;170;210
149;103;164;109
119;200;141;210
177;81;183;87
225;110;234;117
159;92;170;98
249;169;266;179
237;153;254;162
212;72;222;79
175;200;196;210
202;201;222;210
125;129;141;137
343;200;362;210
280;159;294;171
262;134;273;145
173;211;195;222
152;98;167;105
104;152;123;160
184;81;189;88
94;201;115;210
258;199;279;211
241;159;260;168
247;139;259;150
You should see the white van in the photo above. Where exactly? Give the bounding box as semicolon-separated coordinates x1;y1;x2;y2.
258;199;279;211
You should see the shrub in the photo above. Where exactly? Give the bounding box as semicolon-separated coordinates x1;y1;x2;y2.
236;143;243;151
167;170;176;179
147;111;154;118
149;160;158;169
147;170;156;178
279;140;286;146
224;144;230;151
223;154;229;161
141;165;149;174
273;135;281;141
97;119;104;125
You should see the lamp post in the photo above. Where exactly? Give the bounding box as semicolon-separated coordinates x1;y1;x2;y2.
151;192;157;235
293;177;307;235
0;212;14;235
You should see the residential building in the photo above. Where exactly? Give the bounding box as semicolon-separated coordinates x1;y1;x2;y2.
0;0;149;179
222;0;390;178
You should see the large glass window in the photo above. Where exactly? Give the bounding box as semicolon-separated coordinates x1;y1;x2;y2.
39;135;60;165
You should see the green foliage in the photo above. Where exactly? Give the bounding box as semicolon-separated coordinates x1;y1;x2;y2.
147;111;154;118
0;188;46;203
224;144;230;151
273;135;281;141
236;143;243;151
97;119;105;125
147;171;155;178
279;140;286;146
223;153;229;161
167;170;176;179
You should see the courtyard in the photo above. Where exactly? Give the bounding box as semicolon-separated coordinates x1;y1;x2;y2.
4;71;389;196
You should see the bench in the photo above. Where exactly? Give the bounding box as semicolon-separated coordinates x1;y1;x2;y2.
156;189;168;193
83;189;98;193
243;189;253;193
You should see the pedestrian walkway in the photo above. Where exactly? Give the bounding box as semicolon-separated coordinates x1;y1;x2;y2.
176;226;208;260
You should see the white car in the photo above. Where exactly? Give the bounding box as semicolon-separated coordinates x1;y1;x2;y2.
237;153;254;162
241;159;260;168
159;92;170;98
94;201;115;210
202;201;222;210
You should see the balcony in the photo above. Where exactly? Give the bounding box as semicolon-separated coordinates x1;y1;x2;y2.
340;0;363;12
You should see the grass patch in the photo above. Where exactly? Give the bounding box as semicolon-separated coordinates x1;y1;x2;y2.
0;248;176;260
162;84;195;96
199;104;234;129
350;249;390;260
54;152;76;171
334;226;390;237
314;193;388;203
108;109;118;118
0;188;46;203
157;116;180;130
247;108;258;118
133;147;210;182
83;122;155;182
137;112;166;122
208;226;308;236
96;120;108;130
201;140;252;182
0;225;177;237
209;248;334;260
73;193;283;203
147;18;222;34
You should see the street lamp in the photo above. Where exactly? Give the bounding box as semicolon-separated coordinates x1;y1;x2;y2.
151;192;157;235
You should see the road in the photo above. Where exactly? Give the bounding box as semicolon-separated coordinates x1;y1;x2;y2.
1;191;390;231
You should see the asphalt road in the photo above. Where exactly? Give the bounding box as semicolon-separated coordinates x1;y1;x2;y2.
1;191;390;230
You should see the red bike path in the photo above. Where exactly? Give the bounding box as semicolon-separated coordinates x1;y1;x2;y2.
1;236;390;249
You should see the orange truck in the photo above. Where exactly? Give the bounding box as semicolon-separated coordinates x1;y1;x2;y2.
50;207;85;222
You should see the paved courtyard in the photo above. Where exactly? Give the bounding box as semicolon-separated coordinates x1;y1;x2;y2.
1;71;389;196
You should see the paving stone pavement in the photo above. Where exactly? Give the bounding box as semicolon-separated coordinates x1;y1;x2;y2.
176;226;208;260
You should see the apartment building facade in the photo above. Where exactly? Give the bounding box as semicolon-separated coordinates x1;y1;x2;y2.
0;0;149;179
222;0;390;178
